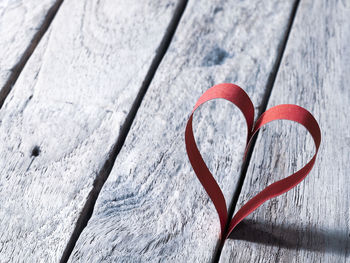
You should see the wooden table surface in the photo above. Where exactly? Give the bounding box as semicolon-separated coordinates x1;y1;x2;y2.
0;0;349;262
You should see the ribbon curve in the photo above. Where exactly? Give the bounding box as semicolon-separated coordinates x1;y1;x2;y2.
185;83;321;240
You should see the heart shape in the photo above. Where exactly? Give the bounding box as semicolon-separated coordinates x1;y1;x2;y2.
185;83;321;240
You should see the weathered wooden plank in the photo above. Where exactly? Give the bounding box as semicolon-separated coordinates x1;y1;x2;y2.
220;0;350;262
0;0;179;261
0;0;61;105
68;0;299;262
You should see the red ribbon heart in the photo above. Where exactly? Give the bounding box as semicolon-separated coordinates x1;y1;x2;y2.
185;83;321;240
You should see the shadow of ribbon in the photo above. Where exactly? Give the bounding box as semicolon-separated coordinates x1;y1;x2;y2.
228;219;350;256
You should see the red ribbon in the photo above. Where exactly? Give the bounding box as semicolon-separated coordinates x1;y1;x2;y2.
185;83;321;240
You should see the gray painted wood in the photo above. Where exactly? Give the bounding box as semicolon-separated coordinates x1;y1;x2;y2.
0;0;60;101
0;0;178;261
220;0;350;262
69;0;298;262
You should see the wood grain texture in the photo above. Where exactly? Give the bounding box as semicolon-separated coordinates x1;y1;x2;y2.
0;0;178;261
0;0;60;101
220;0;350;262
69;0;298;262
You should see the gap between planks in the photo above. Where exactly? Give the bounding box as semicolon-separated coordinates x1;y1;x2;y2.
0;0;64;109
213;0;301;262
59;0;189;262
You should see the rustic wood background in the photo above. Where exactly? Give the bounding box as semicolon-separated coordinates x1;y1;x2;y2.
0;0;349;262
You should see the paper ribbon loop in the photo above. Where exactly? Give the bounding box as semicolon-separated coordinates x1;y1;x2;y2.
185;83;321;240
